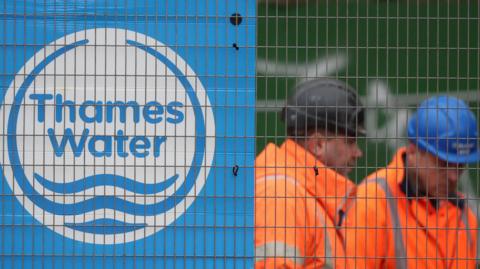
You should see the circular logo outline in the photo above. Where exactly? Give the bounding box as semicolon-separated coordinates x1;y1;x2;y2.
0;28;215;244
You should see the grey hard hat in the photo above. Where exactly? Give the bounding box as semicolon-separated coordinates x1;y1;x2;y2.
282;78;366;137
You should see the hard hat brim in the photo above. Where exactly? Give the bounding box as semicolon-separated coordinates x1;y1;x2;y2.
416;139;480;164
283;106;366;138
435;149;480;164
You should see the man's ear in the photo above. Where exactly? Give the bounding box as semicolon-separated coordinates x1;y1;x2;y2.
305;133;325;157
406;142;417;154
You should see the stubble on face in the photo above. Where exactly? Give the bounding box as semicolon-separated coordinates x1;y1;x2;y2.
406;144;463;200
306;132;362;177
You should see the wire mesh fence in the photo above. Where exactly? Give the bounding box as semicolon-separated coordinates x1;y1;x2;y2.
1;0;479;268
255;1;479;269
0;0;255;268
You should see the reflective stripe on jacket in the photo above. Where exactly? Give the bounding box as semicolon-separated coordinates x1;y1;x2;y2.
342;147;478;269
255;139;355;269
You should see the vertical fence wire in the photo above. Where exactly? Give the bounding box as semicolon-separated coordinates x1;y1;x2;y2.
1;0;256;268
256;0;479;268
1;0;480;268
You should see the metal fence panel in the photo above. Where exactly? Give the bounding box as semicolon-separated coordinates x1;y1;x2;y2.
0;0;255;268
256;1;479;268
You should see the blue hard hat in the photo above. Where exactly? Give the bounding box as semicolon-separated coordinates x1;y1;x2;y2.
407;95;480;164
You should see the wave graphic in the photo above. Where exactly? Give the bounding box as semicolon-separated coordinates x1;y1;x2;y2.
33;173;179;195
65;218;146;234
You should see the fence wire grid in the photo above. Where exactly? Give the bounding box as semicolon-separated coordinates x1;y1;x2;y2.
255;1;479;269
1;0;480;269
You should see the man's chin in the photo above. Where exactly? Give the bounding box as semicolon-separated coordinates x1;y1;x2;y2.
338;168;352;177
447;190;459;199
433;191;456;200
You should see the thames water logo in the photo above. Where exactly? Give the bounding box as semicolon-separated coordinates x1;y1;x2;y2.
0;28;215;244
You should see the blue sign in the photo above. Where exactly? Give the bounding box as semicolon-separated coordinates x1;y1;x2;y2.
0;1;255;268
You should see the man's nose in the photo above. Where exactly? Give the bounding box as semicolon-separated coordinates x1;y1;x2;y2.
446;167;463;184
352;144;363;159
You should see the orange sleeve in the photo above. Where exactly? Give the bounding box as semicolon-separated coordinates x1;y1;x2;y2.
465;207;478;269
254;180;322;269
342;183;389;269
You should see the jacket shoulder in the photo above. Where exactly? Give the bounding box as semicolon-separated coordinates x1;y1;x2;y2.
255;175;308;197
356;176;390;200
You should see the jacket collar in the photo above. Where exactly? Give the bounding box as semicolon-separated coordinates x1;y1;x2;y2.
280;139;355;209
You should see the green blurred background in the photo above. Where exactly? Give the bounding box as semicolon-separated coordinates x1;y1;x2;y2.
256;1;479;189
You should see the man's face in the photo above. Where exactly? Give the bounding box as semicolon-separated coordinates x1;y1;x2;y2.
307;133;363;176
406;144;465;199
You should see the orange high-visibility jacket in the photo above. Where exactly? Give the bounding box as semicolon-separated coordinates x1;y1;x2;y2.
342;148;478;269
255;139;355;269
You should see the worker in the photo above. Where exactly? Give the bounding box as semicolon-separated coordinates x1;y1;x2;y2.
255;78;365;268
342;95;479;269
